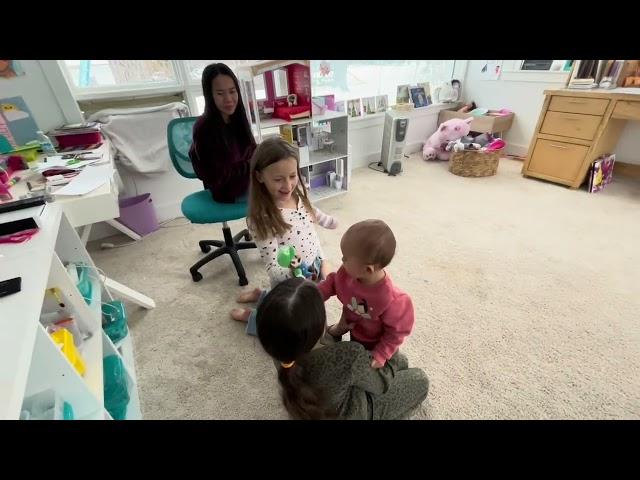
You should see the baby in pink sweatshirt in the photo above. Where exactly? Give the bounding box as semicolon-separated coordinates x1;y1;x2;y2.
317;219;415;368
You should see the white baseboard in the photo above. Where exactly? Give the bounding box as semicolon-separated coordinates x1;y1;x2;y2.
506;143;529;157
405;141;423;155
352;141;424;169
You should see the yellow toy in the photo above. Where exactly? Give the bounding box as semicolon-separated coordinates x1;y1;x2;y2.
50;328;86;376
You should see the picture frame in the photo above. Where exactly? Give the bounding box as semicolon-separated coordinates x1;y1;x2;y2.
409;86;430;108
396;84;410;105
362;96;376;115
347;99;362;118
375;95;388;113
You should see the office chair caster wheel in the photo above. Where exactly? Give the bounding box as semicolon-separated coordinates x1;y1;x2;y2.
238;276;248;286
200;244;211;254
244;233;252;241
191;271;203;282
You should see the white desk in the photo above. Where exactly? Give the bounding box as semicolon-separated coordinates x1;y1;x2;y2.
6;142;155;309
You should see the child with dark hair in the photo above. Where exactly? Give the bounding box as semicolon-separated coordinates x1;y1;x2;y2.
256;277;429;420
318;219;415;369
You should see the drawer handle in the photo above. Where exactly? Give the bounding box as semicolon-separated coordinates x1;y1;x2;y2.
549;144;568;149
563;117;580;121
567;101;585;104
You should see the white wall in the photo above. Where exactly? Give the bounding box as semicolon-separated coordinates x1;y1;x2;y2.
349;104;452;169
462;60;640;164
0;61;68;133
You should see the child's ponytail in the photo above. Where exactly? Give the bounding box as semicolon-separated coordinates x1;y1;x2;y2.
278;363;334;420
256;277;335;420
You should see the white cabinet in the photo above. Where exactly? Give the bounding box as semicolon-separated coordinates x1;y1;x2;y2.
0;203;141;420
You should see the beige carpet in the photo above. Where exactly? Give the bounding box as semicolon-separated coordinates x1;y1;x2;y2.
88;155;640;419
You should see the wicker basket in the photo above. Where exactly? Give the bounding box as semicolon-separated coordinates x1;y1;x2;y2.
449;148;503;177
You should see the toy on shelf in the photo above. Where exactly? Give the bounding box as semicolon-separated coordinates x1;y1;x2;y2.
319;131;335;153
277;245;315;279
50;328;86;376
423;117;472;161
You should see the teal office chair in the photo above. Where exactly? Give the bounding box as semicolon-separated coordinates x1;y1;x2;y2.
167;117;256;286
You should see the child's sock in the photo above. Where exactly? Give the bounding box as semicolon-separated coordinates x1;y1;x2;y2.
230;308;252;322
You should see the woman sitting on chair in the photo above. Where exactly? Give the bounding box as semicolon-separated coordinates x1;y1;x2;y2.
189;63;256;203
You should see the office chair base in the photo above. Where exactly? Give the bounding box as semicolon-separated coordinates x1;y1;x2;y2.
190;227;256;286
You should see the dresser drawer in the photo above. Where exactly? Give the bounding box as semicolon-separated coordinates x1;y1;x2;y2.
548;96;609;116
540;111;602;140
528;139;589;181
612;100;640;120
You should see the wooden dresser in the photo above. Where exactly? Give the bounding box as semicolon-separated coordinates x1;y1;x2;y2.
522;88;640;188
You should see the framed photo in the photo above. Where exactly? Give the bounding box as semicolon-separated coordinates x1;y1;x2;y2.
362;96;376;115
409;86;430;108
418;82;432;104
375;95;388;113
347;99;362;118
396;84;410;105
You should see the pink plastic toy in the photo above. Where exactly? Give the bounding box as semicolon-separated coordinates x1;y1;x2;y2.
423;117;473;161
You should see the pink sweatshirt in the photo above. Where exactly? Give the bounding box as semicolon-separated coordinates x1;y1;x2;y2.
317;267;415;365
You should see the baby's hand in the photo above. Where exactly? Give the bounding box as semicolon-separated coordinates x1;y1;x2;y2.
371;359;385;369
328;313;355;337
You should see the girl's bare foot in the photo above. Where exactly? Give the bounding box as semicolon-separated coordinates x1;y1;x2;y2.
236;287;262;303
230;308;252;322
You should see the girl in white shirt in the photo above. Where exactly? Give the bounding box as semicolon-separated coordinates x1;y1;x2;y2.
231;136;338;335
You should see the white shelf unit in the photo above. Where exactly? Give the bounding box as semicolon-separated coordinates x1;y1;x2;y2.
0;204;142;420
237;61;350;203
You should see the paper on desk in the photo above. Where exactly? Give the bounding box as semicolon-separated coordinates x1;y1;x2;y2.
53;164;111;196
33;156;69;171
33;156;104;173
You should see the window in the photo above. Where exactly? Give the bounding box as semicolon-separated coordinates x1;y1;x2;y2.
273;69;289;97
519;60;572;72
310;60;455;105
60;60;456;117
253;74;267;101
62;60;177;90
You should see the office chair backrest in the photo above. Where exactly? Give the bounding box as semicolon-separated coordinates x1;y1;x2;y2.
167;116;198;179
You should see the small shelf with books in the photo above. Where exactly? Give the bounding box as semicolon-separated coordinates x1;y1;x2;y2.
567;60;637;90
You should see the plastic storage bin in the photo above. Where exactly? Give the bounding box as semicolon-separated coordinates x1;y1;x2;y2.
116;193;159;237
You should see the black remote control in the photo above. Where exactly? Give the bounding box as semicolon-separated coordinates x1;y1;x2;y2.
0;277;22;298
0;195;47;215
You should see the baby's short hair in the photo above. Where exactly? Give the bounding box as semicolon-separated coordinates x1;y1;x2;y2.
342;219;396;268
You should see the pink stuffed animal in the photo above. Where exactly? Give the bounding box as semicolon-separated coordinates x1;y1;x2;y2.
423;117;473;161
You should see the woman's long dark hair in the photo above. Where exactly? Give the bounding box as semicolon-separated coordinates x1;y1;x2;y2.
200;62;256;155
256;278;335;420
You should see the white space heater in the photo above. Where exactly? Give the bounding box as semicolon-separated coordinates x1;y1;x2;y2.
380;111;409;175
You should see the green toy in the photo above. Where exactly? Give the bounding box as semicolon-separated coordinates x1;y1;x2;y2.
277;246;313;279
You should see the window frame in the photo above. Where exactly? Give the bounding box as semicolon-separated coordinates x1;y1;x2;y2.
59;60;183;100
